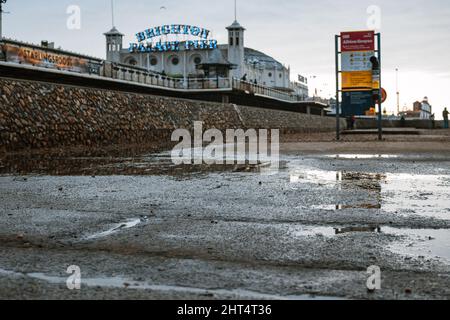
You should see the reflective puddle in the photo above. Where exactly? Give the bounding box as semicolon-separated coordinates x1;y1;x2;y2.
289;224;449;264
383;227;450;263
327;154;399;160
0;268;343;300
84;217;148;240
290;167;450;220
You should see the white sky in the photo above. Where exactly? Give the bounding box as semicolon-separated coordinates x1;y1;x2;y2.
3;0;450;118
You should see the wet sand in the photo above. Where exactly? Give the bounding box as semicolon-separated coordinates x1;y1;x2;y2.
0;132;449;300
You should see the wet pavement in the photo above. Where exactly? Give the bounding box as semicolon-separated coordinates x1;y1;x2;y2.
0;147;449;300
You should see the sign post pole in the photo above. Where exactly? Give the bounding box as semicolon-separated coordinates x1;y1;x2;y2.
335;35;340;141
376;33;383;141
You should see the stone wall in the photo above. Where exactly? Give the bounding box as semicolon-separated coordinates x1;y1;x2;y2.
0;78;342;151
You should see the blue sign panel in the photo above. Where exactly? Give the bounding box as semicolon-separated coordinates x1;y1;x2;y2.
342;90;373;116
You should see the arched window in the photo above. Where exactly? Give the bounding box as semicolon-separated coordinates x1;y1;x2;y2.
171;56;180;66
194;56;202;64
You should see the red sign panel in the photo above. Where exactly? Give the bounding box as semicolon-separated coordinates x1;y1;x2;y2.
341;31;375;52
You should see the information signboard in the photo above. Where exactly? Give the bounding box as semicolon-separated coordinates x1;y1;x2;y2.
342;71;373;91
342;91;373;116
341;51;373;72
341;31;375;52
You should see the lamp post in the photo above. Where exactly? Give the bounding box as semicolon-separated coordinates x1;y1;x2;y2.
0;0;7;40
0;0;7;61
396;68;400;116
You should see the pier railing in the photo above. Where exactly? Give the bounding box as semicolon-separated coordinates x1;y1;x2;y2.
231;78;302;102
1;39;307;102
102;62;231;90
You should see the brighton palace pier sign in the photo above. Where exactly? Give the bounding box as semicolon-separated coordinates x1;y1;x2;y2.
129;24;218;53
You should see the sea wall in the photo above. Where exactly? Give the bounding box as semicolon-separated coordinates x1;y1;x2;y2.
0;78;342;151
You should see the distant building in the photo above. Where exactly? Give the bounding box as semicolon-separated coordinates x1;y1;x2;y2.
400;97;432;119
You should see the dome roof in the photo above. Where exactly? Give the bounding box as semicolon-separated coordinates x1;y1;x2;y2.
104;27;124;36
197;49;236;69
244;48;284;69
226;20;245;30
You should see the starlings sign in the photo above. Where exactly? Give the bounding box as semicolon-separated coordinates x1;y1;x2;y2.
129;24;218;53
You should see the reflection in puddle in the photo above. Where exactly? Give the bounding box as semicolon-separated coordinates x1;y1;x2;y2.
382;174;450;219
291;167;450;220
384;227;450;263
334;226;381;235
289;225;336;238
327;154;399;160
84;217;148;240
311;204;381;210
288;224;449;263
0;268;343;300
0;149;263;177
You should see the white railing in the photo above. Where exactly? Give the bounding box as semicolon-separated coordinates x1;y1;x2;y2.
104;63;305;102
231;78;303;102
105;63;232;90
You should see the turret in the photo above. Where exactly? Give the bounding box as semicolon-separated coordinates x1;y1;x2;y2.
226;20;245;79
104;26;123;63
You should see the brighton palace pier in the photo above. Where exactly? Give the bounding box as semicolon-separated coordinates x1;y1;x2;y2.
0;16;320;110
106;20;308;98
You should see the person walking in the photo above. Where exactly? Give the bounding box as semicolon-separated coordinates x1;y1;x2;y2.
444;108;449;129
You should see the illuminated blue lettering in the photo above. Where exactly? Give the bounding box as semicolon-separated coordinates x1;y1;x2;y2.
185;41;194;50
209;39;218;49
145;28;156;39
138;43;147;52
171;25;181;34
171;41;181;51
190;26;201;37
128;43;138;52
162;25;170;35
154;27;161;37
182;25;190;35
136;32;146;42
200;29;210;39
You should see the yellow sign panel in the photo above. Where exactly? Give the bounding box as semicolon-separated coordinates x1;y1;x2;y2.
342;71;373;91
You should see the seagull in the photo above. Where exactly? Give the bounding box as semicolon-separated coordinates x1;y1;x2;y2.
160;6;166;10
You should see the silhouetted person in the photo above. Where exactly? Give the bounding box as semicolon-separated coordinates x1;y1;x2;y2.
442;108;449;129
430;114;435;129
400;115;406;128
444;108;449;129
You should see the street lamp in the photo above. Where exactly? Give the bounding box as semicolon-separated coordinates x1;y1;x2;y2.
0;0;7;60
396;68;400;116
0;0;7;39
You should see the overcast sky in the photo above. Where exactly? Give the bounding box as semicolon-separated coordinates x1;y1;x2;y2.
3;0;450;117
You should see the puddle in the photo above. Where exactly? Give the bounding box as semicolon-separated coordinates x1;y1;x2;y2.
327;154;399;160
382;174;450;219
311;204;382;210
0;268;343;300
288;224;449;263
288;225;336;238
288;224;384;238
384;227;450;263
84;217;148;240
290;167;450;220
0;147;266;177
